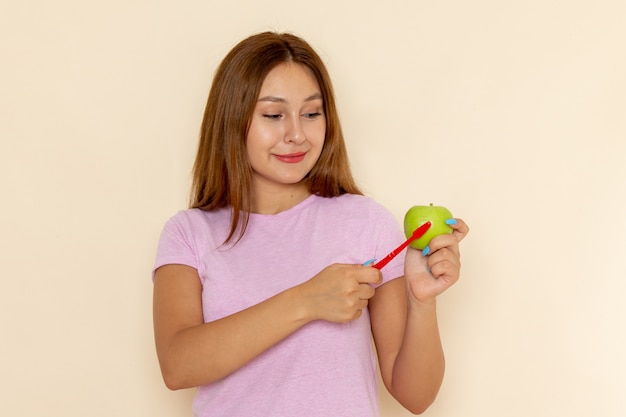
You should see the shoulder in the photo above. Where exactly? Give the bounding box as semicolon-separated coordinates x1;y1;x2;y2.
161;209;203;234
160;207;231;241
165;208;206;225
165;207;228;227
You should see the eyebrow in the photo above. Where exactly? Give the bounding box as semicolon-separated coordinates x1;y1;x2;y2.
257;92;323;103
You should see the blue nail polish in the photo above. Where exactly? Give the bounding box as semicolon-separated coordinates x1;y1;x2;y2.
422;246;430;256
363;258;376;267
445;218;457;225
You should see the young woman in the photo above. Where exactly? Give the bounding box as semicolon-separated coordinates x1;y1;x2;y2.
152;31;469;417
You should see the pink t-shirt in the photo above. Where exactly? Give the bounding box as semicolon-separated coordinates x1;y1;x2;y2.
153;193;406;417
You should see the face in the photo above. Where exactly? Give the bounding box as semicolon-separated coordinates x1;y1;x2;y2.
246;62;326;193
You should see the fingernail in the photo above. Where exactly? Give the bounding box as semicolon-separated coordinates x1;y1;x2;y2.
445;218;457;225
422;246;430;256
363;258;376;267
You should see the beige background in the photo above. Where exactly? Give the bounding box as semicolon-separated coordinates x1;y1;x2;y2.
1;0;625;416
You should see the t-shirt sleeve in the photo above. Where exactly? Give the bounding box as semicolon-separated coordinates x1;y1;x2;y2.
371;203;407;287
152;212;200;280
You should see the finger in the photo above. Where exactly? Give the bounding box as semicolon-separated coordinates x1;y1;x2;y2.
428;248;461;280
350;303;367;321
426;234;461;258
353;264;382;285
428;247;460;270
358;283;376;300
429;259;460;284
342;298;368;322
429;268;459;286
448;218;469;242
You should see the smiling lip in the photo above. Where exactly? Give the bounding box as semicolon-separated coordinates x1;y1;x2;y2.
274;152;306;163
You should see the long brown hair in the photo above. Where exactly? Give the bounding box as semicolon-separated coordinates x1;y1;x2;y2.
191;31;362;244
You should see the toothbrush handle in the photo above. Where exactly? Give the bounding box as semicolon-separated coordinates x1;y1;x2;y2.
373;221;431;270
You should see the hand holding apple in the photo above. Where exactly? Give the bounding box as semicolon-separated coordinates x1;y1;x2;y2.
403;206;468;303
403;204;454;251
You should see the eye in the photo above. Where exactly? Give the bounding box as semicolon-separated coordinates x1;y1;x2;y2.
263;114;283;120
303;111;323;119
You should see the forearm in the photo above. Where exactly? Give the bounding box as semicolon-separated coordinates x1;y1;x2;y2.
390;300;445;414
159;285;309;390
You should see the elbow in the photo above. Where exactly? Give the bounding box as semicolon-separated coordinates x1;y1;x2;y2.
161;369;187;391
405;399;435;415
157;347;199;390
386;391;436;415
159;359;221;390
159;360;196;391
389;384;439;415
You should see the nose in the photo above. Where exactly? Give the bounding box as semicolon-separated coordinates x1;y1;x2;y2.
283;116;305;144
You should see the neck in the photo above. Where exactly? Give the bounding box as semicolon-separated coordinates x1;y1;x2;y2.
249;181;311;215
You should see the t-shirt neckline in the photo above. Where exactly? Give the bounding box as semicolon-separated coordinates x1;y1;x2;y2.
247;193;318;220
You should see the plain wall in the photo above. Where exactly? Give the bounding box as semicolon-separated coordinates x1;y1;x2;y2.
1;1;625;416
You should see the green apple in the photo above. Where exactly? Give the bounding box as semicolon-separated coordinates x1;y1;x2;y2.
403;204;454;250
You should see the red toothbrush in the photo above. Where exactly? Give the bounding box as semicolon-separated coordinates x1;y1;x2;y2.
371;221;432;270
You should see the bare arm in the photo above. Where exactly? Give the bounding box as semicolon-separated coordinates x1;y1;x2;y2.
153;263;381;390
370;219;469;414
370;279;445;414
